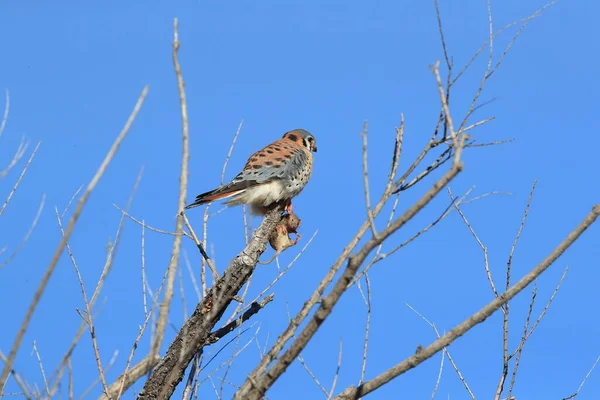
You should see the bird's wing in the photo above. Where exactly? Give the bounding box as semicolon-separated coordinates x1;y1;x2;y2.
239;138;308;181
185;138;308;209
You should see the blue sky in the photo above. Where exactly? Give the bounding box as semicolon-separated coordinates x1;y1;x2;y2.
1;0;599;398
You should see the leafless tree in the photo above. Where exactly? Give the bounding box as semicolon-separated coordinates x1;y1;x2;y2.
1;2;599;400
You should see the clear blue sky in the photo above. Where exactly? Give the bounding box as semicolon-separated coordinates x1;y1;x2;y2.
1;0;599;398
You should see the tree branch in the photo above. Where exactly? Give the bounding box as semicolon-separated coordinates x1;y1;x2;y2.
0;85;149;392
335;205;600;399
137;205;283;399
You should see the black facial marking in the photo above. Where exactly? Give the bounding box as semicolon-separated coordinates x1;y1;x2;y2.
287;134;298;142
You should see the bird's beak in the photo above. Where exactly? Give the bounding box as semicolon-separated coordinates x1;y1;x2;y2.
313;144;318;152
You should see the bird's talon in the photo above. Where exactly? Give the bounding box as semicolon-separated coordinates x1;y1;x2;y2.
291;233;301;246
284;199;294;215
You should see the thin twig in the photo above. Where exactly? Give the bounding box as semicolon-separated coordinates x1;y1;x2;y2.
0;351;31;400
0;88;9;138
113;204;189;238
360;121;377;237
141;221;148;317
431;347;444;400
0;142;41;217
57;210;110;397
221;120;244;185
405;304;476;399
434;0;451;71
284;302;328;397
114;264;170;399
525;266;567;340
397;147;452;192
0;137;28;180
183;250;202;302
202;205;211;297
232;230;318;319
431;62;460;160
357;273;371;387
31;342;49;397
0;194;45;269
507;281;536;398
497;180;537;400
77;351;119;400
562;354;600;399
384;121;404;197
328;339;343;399
450;188;498;297
183;212;218;280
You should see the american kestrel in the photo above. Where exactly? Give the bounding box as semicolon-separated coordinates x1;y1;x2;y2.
185;129;317;215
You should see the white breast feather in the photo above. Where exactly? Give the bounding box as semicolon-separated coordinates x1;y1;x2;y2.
224;181;286;207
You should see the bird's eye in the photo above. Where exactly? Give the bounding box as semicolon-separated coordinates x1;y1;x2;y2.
308;137;313;142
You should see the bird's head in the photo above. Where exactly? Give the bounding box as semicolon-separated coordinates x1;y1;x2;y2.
282;129;317;153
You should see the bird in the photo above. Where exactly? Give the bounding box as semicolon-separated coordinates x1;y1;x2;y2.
185;129;317;215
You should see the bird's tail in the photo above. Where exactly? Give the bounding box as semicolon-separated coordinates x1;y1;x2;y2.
185;187;244;210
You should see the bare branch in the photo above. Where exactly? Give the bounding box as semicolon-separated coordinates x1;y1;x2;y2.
450;188;498;297
0;193;45;270
0;350;31;400
496;180;536;400
141;222;148;317
150;17;190;362
433;0;451;71
383;120;404;198
113;261;170;399
0;85;149;391
507;281;537;398
405;304;475;400
137;205;284;399
113;204;189;238
562;354;600;400
357;273;371;386
31;341;49;397
0;136;28;180
206;295;274;346
335;205;600;399
182;212;218;280
0;142;41;217
0;88;9;138
328;339;343;400
233;230;318;320
57;210;110;397
360;121;377;237
221;120;244;185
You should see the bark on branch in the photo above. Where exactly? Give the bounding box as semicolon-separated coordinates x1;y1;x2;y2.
137;205;283;399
